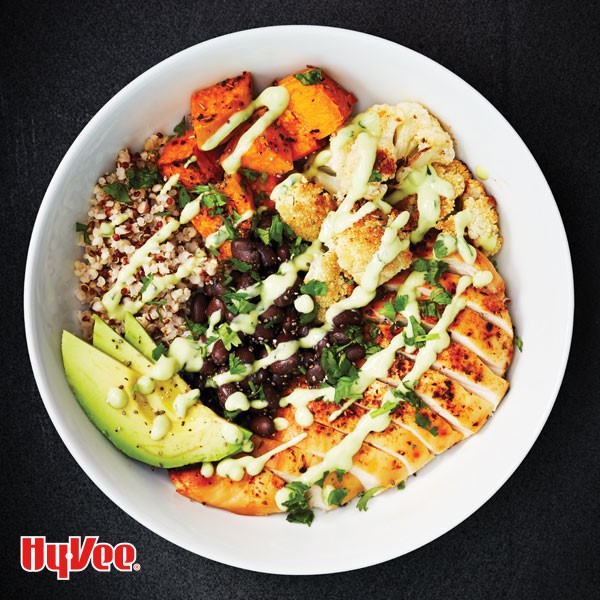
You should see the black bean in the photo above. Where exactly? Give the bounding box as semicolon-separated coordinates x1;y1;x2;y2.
200;359;217;376
274;278;301;307
235;272;255;290
235;347;255;364
211;339;229;365
332;309;362;327
314;336;330;357
269;352;300;375
232;238;260;267
207;297;226;319
205;273;229;297
346;344;366;363
262;384;280;410
257;214;274;230
297;325;310;338
249;369;266;385
301;351;316;367
270;373;290;387
307;363;325;384
276;332;296;345
217;383;238;407
330;329;351;345
253;323;275;342
249;415;275;437
260;304;285;325
257;242;278;269
189;291;209;323
281;309;299;334
276;244;291;262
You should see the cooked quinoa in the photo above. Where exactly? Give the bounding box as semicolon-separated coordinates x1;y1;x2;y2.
74;133;217;343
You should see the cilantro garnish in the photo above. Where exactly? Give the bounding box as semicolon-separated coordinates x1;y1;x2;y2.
140;274;154;295
515;336;523;352
429;287;452;305
300;280;328;297
177;185;191;209
368;169;382;183
217;323;242;350
173;116;187;136
103;182;130;204
282;482;314;526
255;227;271;245
320;347;361;404
151;343;167;361
228;353;247;375
194;185;229;216
379;294;408;321
241;168;260;182
412;258;448;285
433;238;448;258
290;236;309;257
222;291;255;315
327;487;349;506
127;166;160;190
75;222;90;244
397;481;406;490
294;68;323;86
229;258;254;273
356;486;383;511
299;306;319;325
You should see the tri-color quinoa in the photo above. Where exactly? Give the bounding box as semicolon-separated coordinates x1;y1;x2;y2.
74;133;217;342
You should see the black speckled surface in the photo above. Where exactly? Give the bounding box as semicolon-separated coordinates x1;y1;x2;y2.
2;1;599;597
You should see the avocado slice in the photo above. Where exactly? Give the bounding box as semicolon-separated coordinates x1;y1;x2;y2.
123;312;156;360
62;330;251;468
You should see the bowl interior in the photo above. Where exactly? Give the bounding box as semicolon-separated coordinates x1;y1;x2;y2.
24;25;573;574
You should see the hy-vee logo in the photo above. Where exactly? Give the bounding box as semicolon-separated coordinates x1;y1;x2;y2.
20;536;139;580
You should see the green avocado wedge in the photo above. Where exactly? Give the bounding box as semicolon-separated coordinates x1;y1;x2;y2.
123;312;156;360
61;329;251;468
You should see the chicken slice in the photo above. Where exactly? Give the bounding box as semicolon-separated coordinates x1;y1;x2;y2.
357;379;463;454
274;407;408;490
379;355;494;436
308;398;434;475
169;465;284;516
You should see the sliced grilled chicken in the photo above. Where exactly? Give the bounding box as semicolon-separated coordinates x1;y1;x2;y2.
357;379;463;454
274;407;408;490
385;270;513;337
253;437;363;510
414;240;505;294
378;354;494;436
169;465;284;516
308;398;434;474
367;291;513;376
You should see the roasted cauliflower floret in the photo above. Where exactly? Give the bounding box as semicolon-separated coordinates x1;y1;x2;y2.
394;102;455;183
272;175;337;242
304;250;354;322
438;178;503;256
431;160;471;223
462;179;503;255
331;210;412;286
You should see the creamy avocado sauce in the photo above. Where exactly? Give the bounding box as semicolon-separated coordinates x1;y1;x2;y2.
134;375;155;395
106;386;129;409
200;462;215;478
224;391;250;412
218;87;290;174
173;389;200;419
150;414;171;441
454;209;477;264
434;232;458;258
294;294;314;314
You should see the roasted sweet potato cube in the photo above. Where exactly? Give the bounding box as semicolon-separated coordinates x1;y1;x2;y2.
220;117;293;177
190;72;253;149
277;108;325;160
158;130;222;189
276;67;356;140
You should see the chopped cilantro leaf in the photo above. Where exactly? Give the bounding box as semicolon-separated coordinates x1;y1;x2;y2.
127;166;160;190
299;306;318;325
177;185;191;209
379;300;397;321
146;299;167;306
173;116;187;136
75;222;90;244
368;169;382;183
282;482;314;526
420;301;440;318
269;215;285;245
415;411;439;436
255;227;270;245
395;294;408;312
222;291;255;315
300;280;328;297
241;168;259;181
327;487;349;506
103;182;130;204
229;258;254;273
294;68;323;86
228;353;247;375
515;336;523;352
151;343;167;361
140;274;154;295
356;486;383;511
433;237;448;258
397;481;406;490
217;323;242;350
184;318;207;340
430;286;452;305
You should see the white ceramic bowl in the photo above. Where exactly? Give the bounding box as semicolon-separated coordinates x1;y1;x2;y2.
24;25;573;575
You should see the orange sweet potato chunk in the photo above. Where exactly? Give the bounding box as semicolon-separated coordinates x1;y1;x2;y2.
158;130;222;189
220;116;293;177
277;108;325;161
190;72;253;149
276;67;356;141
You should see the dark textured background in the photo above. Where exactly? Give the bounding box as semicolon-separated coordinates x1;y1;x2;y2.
2;1;599;597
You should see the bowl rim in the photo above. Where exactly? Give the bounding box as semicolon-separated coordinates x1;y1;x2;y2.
24;24;574;574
